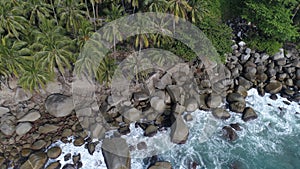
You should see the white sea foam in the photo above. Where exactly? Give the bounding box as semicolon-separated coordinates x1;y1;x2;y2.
45;88;300;169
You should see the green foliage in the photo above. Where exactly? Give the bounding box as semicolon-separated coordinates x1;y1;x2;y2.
198;18;233;57
243;0;299;42
18;61;54;92
247;37;282;55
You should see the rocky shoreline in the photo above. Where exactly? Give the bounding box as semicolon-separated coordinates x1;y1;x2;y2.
0;38;299;168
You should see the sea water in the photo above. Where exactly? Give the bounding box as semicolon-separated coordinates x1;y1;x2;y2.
51;89;300;169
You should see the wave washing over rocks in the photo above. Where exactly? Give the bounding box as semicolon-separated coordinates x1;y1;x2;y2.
43;88;300;169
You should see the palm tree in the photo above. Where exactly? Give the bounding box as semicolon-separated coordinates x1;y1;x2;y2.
96;56;116;86
143;0;168;12
18;60;54;92
167;0;192;32
77;20;94;50
0;37;32;78
57;0;88;35
188;0;209;23
0;1;28;39
21;0;52;25
32;19;75;77
103;4;125;54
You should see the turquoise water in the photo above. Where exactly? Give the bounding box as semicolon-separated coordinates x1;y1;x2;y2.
49;89;300;169
129;89;300;169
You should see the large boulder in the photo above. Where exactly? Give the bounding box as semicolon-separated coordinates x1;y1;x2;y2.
242;107;258;122
265;81;283;94
206;93;222;108
212;108;231;120
20;152;48;169
226;92;245;103
170;115;189;144
222;126;238;141
45;94;74;117
229;101;246;113
148;161;172;169
0;107;9;117
102;138;131;169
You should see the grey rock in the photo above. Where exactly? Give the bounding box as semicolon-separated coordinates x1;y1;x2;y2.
0;107;9;117
222;126;238;141
238;41;246;47
212;108;231;120
149;161;172;169
256;73;268;83
45;94;74;117
38;124;59;134
18;110;41;122
170;115;189;144
235;86;248;98
185;98;198;112
90;123;106;139
273;48;284;60
144;125;158;137
166;85;184;105
16;122;32;136
76;107;93;117
265;81;283;94
47;146;62;159
0;121;15;136
229;101;246;113
102;138;131;169
123;107;141;121
245;48;251;54
276;58;286;66
20;152;48;169
227;92;245;103
206;93;222;108
133;91;149;101
238;77;253;89
242;107;258;122
150;97;166;113
15;87;32;103
32;140;47;150
155;73;172;89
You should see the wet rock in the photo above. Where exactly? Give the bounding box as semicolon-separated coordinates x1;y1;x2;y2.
47;146;62;159
87;142;96;155
74;137;85;146
62;164;76;169
269;94;278;100
184;98;197;112
265;81;283;94
212;108;231;120
206;93;222;108
72;153;81;164
170;115;189;144
0;107;9;117
102;138;131;169
238;77;253;89
32;140;47;150
16;122;32;136
18;110;41;122
229;101;246;113
148;161;172;169
222;126;238;141
137;142;147;150
230;123;242;131
64;153;71;161
227;92;245;103
46;161;61;169
123;107;142;121
20;152;48;169
242;107;258;122
235;86;248;98
38;124;59;134
150;96;166;114
256;73;268;83
144;125;157;137
45;94;74;117
184;114;193;121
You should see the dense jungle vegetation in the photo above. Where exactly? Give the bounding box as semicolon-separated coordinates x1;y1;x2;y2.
0;0;299;91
